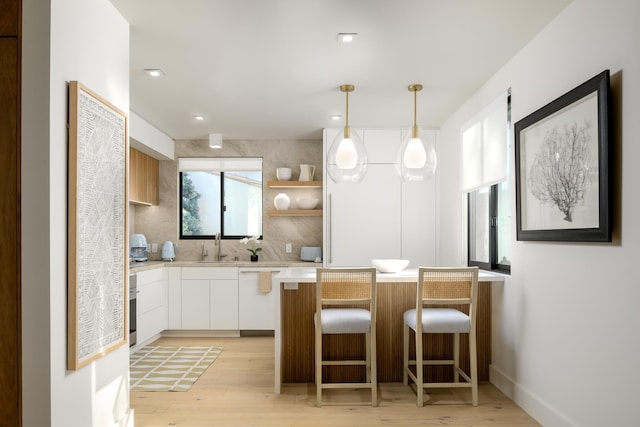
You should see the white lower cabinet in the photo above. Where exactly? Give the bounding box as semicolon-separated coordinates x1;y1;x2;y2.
181;279;210;329
167;267;181;329
136;268;168;345
168;267;239;330
238;269;279;330
210;279;239;329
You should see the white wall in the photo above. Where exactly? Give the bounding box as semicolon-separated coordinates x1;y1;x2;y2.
130;111;175;161
22;0;131;426
437;1;640;425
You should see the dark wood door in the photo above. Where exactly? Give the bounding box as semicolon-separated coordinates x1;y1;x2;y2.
0;1;22;425
0;0;19;36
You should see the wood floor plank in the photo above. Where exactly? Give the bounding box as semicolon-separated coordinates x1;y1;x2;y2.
130;336;540;426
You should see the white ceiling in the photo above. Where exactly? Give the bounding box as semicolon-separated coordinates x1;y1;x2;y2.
109;0;571;141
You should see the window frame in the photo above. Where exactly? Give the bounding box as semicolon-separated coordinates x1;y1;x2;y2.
467;184;510;274
179;169;263;241
466;92;511;274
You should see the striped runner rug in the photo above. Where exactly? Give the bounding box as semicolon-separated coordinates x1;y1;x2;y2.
130;345;223;392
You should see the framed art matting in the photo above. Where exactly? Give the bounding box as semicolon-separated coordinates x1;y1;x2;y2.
68;81;128;370
514;70;612;242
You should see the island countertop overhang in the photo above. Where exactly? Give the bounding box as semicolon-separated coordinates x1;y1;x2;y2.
274;267;506;283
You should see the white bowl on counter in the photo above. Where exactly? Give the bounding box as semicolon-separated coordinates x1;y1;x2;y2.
372;259;409;273
296;197;319;210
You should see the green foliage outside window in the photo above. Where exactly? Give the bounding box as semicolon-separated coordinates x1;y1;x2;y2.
181;172;203;235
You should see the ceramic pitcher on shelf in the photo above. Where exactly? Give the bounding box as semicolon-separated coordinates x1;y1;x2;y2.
299;164;316;181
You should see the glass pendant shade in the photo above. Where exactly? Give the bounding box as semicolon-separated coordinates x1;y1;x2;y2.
327;84;367;183
327;128;367;183
396;127;437;181
397;84;437;181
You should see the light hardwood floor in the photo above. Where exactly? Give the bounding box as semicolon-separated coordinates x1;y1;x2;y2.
131;336;540;426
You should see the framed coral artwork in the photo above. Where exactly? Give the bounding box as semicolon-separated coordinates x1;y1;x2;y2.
514;70;612;242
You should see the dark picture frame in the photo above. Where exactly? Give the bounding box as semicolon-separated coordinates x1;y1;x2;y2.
514;70;611;242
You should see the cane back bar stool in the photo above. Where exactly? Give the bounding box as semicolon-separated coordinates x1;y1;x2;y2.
403;266;479;406
314;267;377;407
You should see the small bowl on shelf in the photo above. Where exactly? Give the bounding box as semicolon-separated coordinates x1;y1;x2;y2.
276;167;292;181
372;259;409;273
296;197;319;210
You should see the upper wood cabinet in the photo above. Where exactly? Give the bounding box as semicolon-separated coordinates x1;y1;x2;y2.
130;147;159;205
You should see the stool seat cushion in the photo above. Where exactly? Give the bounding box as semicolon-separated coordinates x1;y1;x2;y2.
404;308;470;333
315;308;371;334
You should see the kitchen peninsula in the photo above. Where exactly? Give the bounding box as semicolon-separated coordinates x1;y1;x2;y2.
272;267;505;394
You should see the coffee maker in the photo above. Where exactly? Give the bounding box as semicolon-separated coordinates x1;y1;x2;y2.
130;234;148;261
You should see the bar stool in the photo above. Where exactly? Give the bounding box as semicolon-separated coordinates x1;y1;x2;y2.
314;267;377;407
403;267;479;406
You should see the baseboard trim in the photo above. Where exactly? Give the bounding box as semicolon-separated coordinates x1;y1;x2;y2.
161;329;241;338
490;365;577;427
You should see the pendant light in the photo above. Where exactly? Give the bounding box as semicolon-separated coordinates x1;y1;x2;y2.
327;84;367;183
396;84;437;181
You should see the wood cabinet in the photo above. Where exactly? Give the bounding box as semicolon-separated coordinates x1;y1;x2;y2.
135;268;168;345
238;268;279;330
129;147;159;205
323;128;436;268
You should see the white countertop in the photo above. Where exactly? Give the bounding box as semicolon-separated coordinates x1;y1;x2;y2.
129;260;318;272
274;267;505;283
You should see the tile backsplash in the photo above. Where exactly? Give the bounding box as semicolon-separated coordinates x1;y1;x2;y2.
133;138;323;262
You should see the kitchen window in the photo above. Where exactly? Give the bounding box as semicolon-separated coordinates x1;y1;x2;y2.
179;157;263;239
462;90;511;274
468;182;511;273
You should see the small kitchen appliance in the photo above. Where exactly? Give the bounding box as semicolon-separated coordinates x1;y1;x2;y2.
162;241;176;261
130;234;148;261
300;246;322;262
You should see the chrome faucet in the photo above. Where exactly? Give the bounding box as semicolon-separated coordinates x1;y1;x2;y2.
215;232;228;261
200;243;208;261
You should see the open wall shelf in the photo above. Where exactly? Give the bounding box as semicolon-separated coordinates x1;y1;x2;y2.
267;181;322;189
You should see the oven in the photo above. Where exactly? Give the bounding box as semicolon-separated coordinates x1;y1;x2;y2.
129;272;137;347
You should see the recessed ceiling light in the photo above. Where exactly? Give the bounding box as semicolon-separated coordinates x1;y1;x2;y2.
330;115;342;121
144;69;164;77
193;115;204;121
337;33;357;43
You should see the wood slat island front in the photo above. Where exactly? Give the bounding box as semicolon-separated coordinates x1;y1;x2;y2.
272;268;505;393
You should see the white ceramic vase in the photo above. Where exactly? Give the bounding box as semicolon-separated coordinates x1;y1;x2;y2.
274;193;290;210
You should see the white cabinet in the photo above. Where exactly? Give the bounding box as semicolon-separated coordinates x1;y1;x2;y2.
181;279;210;329
326;163;401;266
238;268;279;330
210;279;239;329
324;128;436;267
167;267;182;329
136;268;168;344
170;267;239;330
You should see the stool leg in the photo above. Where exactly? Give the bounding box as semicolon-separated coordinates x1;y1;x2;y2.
453;332;460;383
370;328;377;407
315;324;322;407
365;333;371;383
470;328;478;406
403;323;409;386
416;330;424;407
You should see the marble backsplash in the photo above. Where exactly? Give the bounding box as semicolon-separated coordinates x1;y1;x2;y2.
133;138;323;263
